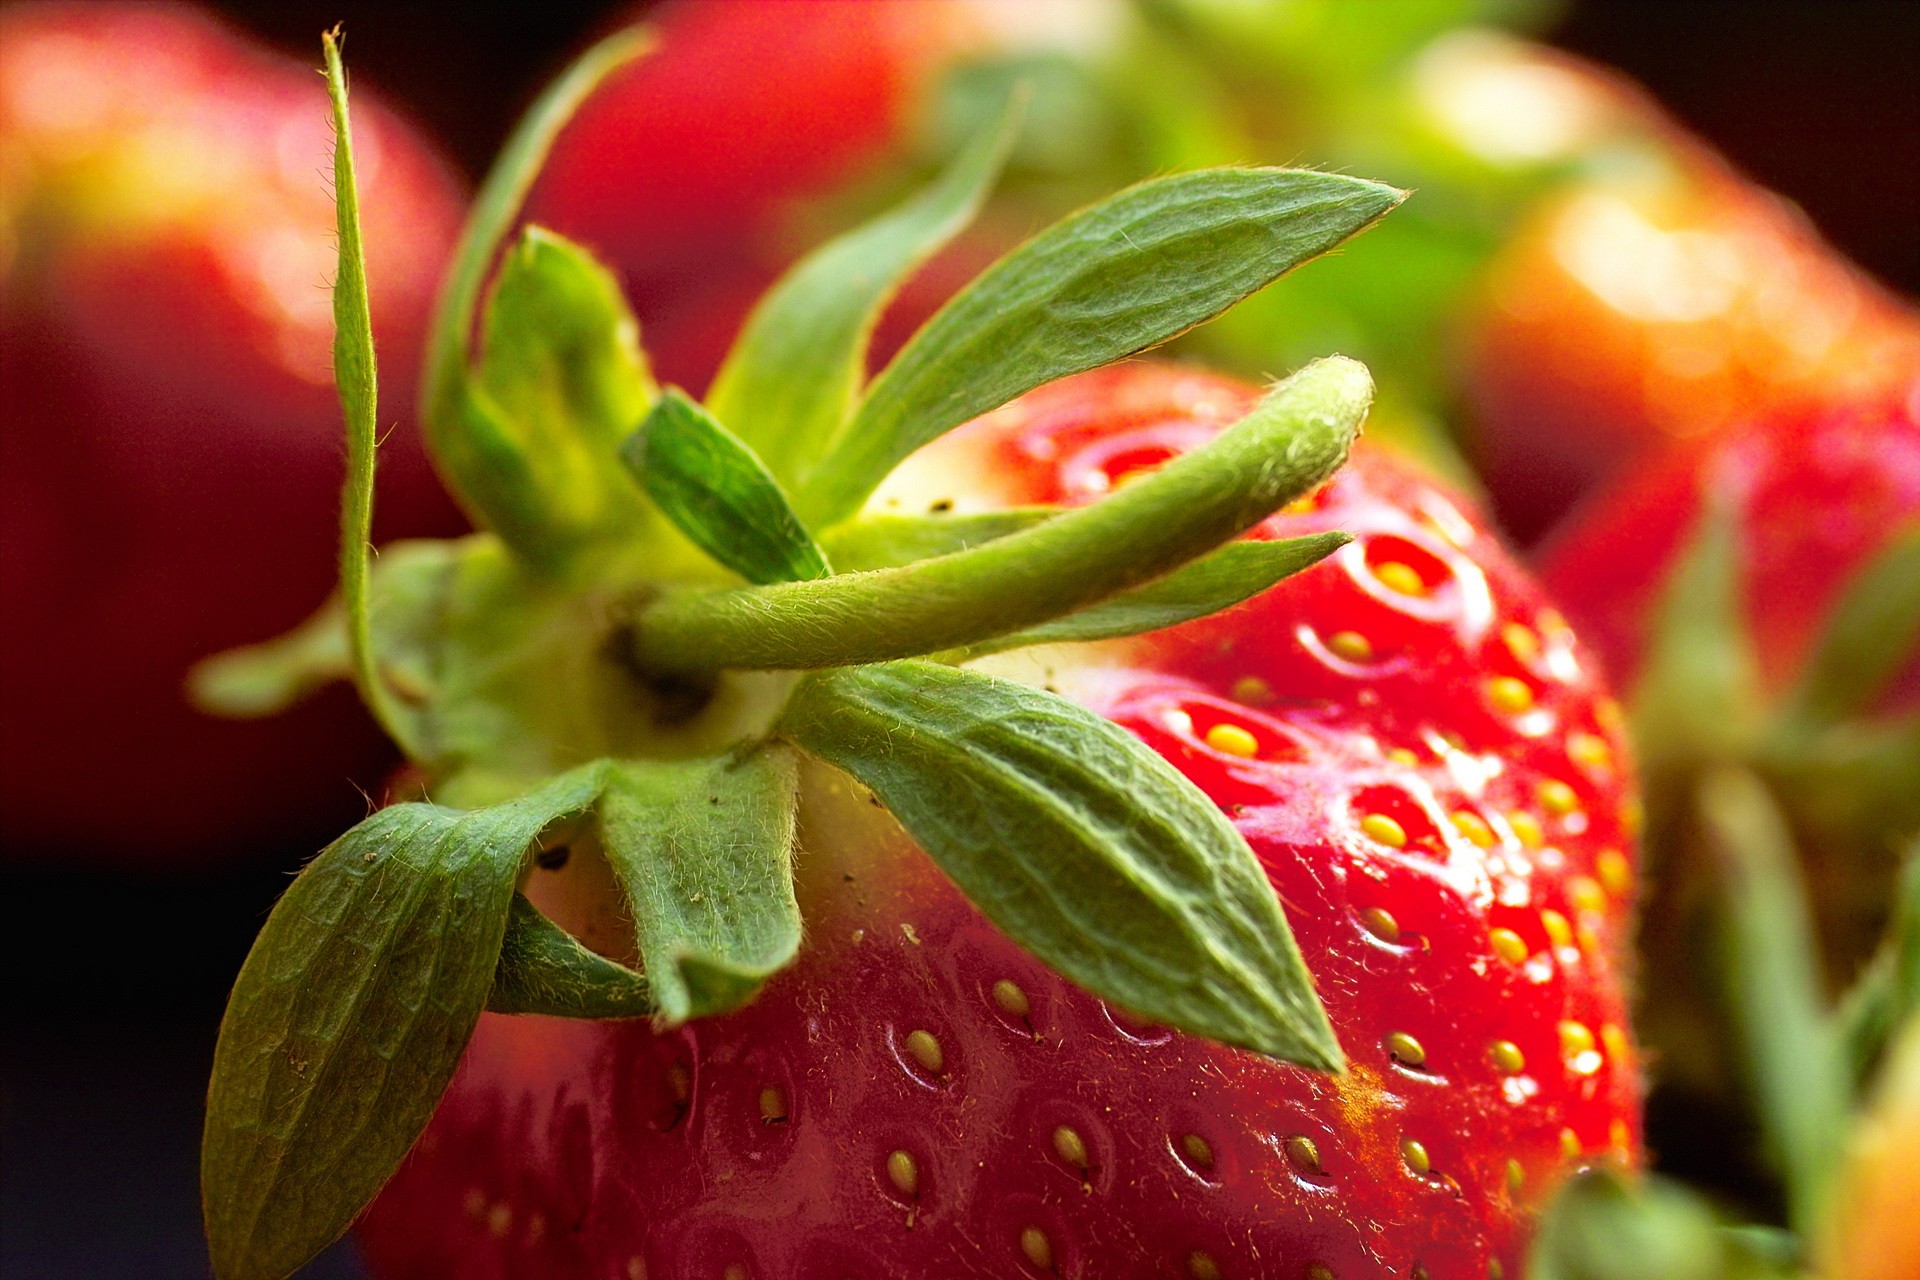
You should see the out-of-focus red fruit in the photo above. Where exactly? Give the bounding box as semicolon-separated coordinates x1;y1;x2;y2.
0;2;467;866
525;0;990;392
1469;139;1920;542
1538;391;1920;702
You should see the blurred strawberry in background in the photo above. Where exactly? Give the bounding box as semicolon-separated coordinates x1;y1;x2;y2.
0;2;466;867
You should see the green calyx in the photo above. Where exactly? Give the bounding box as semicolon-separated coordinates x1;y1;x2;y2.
199;31;1402;1280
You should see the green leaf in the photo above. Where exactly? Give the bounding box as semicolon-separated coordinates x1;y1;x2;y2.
780;660;1341;1068
1633;494;1761;769
1779;524;1920;731
320;32;404;744
706;93;1023;486
202;762;611;1280
421;29;652;567
464;225;655;563
1838;838;1920;1084
1697;765;1851;1238
821;508;1060;573
1528;1168;1792;1280
798;167;1404;524
634;356;1370;673
597;748;802;1024
489;893;653;1019
958;531;1349;656
622;389;830;584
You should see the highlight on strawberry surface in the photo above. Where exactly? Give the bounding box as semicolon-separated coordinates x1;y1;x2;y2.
5;3;1916;1279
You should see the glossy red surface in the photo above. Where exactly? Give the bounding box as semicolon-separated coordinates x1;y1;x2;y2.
359;365;1640;1277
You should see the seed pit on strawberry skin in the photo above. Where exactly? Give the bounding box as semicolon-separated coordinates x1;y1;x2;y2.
1490;1040;1527;1074
1019;1225;1054;1272
1358;906;1402;944
1052;1125;1090;1172
992;978;1031;1020
1361;536;1450;599
1386;1031;1427;1069
1284;1134;1322;1175
886;1149;919;1199
905;1029;944;1074
1187;1250;1223;1280
1400;1136;1431;1176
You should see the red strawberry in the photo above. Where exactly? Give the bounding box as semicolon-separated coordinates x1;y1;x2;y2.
0;2;467;865
526;0;984;391
1541;389;1920;713
356;363;1642;1279
1468;139;1920;543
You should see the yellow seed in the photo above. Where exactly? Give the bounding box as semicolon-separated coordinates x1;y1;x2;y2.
887;1149;920;1197
1490;1040;1526;1074
1539;779;1579;815
1451;810;1496;849
724;1265;748;1280
1568;731;1612;771
1490;1261;1506;1280
1387;1031;1427;1068
1506;1158;1526;1194
1188;1251;1223;1280
1558;1021;1596;1059
1507;810;1545;848
1328;630;1375;662
1502;622;1541;665
1231;675;1274;706
1488;676;1535;714
1053;1125;1089;1170
1374;560;1428;596
1570;876;1606;915
1610;1119;1631;1150
1285;1134;1322;1173
1560;1128;1581;1158
1597;849;1632;896
1594;697;1626;734
1541;909;1574;950
1387;747;1420;767
758;1086;788;1123
1622;794;1646;835
1601;1023;1630;1064
1400;1136;1431;1176
1205;722;1259;758
1361;813;1408;848
1020;1226;1053;1270
905;1029;945;1074
486;1202;512;1239
1490;927;1529;965
1359;907;1402;943
1308;1265;1337;1280
1181;1133;1215;1169
626;1257;647;1280
993;978;1031;1019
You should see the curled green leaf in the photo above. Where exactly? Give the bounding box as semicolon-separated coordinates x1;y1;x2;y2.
781;660;1341;1068
598;748;803;1024
1779;523;1920;733
624;389;830;584
202;761;610;1280
490;893;653;1019
634;356;1370;673
799;167;1404;524
821;507;1060;573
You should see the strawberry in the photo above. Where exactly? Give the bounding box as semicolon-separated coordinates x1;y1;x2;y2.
197;36;1638;1280
0;2;467;865
1468;138;1920;542
354;364;1643;1280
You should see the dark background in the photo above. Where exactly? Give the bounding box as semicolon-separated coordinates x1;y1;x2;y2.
4;3;1917;1277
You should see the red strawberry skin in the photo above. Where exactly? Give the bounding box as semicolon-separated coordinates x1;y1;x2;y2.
358;365;1641;1278
0;3;467;865
1538;388;1920;705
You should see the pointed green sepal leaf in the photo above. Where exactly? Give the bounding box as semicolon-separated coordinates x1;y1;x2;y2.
489;893;653;1018
422;30;652;566
706;93;1023;485
1779;523;1920;732
798;167;1405;524
202;761;611;1280
622;389;830;584
635;357;1369;673
822;507;1060;572
598;748;803;1024
1838;838;1920;1084
960;531;1349;656
780;660;1342;1068
464;225;655;562
1528;1169;1794;1280
1633;493;1760;769
1697;766;1850;1237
